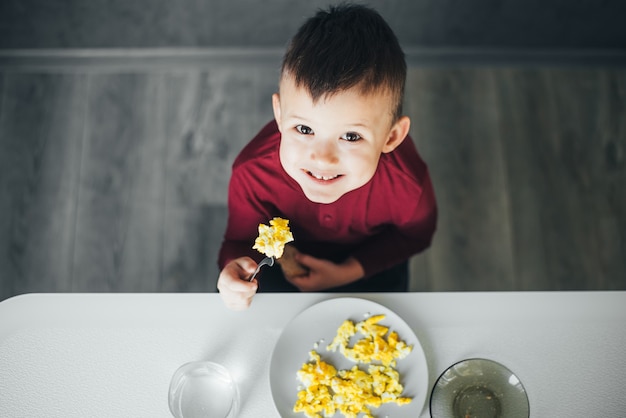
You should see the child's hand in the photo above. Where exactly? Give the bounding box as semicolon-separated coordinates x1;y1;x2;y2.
286;254;365;292
217;257;259;310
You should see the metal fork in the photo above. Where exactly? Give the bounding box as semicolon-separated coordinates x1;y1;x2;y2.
247;256;275;281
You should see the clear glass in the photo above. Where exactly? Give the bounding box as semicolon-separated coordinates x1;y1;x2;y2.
430;358;529;418
168;361;240;418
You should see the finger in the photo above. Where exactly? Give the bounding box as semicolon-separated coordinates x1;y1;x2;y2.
295;253;321;269
217;279;257;307
224;258;259;282
217;266;259;294
233;257;258;276
221;294;254;311
287;274;312;290
221;275;259;293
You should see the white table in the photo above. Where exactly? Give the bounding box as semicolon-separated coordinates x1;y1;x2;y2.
1;292;625;417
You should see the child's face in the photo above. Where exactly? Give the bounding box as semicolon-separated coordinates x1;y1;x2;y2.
272;76;410;204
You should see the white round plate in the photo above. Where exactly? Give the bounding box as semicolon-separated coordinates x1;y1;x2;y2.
270;297;429;417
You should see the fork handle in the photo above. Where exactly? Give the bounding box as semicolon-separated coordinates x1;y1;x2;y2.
247;256;275;281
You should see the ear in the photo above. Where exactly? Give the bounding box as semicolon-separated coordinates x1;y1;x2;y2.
272;93;282;132
382;116;411;153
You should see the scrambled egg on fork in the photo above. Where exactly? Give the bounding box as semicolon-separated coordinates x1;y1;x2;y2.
294;314;413;418
252;217;294;258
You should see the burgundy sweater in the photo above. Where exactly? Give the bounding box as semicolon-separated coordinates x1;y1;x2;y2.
218;121;437;278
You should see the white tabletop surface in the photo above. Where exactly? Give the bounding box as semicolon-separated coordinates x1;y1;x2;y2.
0;291;625;417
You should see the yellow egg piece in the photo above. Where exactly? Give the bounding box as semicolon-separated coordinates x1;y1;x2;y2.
252;217;294;258
294;314;414;418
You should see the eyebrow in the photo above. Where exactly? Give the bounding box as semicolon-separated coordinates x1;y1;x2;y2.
287;114;310;122
284;114;373;132
287;116;370;127
347;123;371;129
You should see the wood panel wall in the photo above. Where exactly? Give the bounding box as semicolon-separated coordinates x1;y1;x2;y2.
1;60;624;301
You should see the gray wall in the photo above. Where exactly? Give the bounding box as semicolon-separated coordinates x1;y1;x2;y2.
1;1;625;301
1;0;625;50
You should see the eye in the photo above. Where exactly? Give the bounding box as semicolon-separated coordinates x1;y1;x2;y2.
341;132;361;142
296;125;314;135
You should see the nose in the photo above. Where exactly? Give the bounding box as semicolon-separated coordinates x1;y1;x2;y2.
310;138;339;165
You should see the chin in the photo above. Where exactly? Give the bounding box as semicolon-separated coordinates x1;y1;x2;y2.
303;190;344;204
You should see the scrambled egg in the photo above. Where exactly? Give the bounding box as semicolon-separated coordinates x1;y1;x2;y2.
252;217;294;258
294;315;413;418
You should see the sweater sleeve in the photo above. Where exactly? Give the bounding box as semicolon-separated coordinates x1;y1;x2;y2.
351;167;438;278
218;122;283;270
218;167;272;269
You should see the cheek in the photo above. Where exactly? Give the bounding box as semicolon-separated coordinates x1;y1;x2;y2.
345;148;381;175
279;137;300;169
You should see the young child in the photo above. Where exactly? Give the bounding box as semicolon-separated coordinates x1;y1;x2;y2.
217;4;437;310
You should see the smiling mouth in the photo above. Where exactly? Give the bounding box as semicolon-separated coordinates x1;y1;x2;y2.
305;170;342;181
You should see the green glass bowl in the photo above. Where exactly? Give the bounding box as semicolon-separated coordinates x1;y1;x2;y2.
430;358;529;418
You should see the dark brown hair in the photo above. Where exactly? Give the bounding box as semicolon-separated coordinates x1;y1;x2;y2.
281;3;406;120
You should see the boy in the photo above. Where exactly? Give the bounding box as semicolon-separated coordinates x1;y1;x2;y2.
217;4;437;310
